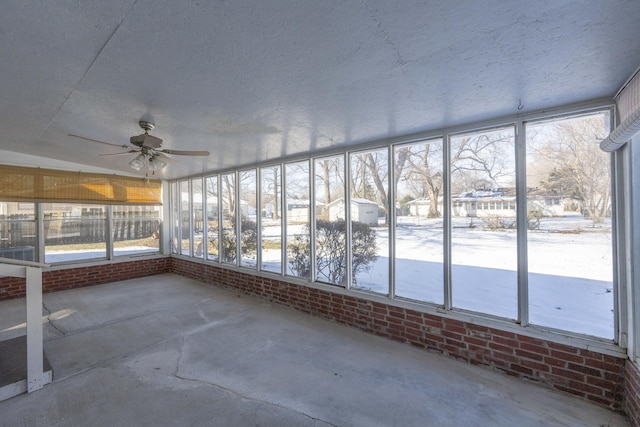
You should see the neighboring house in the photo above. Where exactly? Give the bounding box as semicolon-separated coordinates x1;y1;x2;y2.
326;198;380;226
286;199;324;223
404;188;581;218
406;198;432;216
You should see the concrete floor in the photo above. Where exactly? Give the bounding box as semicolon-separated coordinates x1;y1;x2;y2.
0;273;629;426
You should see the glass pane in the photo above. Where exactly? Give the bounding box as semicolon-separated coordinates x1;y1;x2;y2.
192;178;204;258
314;156;346;285
450;126;517;319
239;170;257;268
221;173;236;264
285;161;311;278
0;202;36;261
260;166;282;273
180;181;191;256
349;149;388;294
113;205;160;256
44;203;107;263
171;182;179;254
205;175;219;262
394;140;444;303
526;112;613;338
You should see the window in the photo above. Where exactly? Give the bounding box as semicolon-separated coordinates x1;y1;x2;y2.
314;156;346;285
205;175;219;262
171;182;179;254
169;105;617;340
179;181;191;256
349;149;389;294
239;170;257;268
285;161;310;278
526;112;613;338
0;202;36;261
192;178;204;258
260;166;282;273
112;205;160;256
450;126;517;318
394;140;444;303
221;173;236;265
44;203;107;263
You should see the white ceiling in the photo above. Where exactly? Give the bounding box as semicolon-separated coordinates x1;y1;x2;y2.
2;1;640;180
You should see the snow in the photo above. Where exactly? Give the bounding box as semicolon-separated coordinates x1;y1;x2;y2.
350;217;614;339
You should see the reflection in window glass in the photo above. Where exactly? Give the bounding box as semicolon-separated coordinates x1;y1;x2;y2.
44;203;107;263
205;175;219;262
221;173;236;264
394;140;444;303
450;127;517;319
113;205;160;256
0;202;36;261
239;170;257;268
349;149;388;294
192;178;204;259
180;181;191;256
285;161;310;278
526;112;613;338
261;166;282;273
314;156;346;285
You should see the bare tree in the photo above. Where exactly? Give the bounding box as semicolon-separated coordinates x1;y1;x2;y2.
450;131;515;194
315;157;344;218
403;142;443;218
533;115;610;226
261;166;281;219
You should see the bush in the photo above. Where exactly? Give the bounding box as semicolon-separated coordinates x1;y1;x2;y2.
219;217;257;263
527;208;543;230
482;215;515;230
288;219;377;285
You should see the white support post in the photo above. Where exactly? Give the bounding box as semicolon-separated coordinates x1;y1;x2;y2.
0;258;51;400
25;266;47;392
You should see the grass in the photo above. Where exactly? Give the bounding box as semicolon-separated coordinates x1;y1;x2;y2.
47;237;158;251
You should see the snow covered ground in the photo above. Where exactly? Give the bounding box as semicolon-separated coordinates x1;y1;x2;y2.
351;217;614;339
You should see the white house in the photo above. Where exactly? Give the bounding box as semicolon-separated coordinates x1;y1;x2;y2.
326;198;380;226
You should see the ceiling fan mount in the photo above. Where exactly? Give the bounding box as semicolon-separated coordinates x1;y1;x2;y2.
138;120;155;132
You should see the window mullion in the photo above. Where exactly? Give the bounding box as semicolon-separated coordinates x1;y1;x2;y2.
443;133;452;311
515;121;529;326
388;145;396;299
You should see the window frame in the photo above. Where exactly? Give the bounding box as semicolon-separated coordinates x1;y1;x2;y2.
169;100;624;347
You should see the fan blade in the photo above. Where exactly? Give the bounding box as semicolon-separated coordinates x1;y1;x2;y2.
154;152;178;163
159;149;210;156
69;134;130;149
99;150;139;156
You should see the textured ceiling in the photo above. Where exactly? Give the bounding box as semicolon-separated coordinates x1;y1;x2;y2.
2;0;640;179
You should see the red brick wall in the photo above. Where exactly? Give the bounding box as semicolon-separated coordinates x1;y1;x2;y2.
170;257;627;410
626;361;640;426
0;257;170;300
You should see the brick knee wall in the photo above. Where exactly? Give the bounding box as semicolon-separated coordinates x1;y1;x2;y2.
626;361;640;426
0;257;170;300
170;257;627;412
0;256;631;417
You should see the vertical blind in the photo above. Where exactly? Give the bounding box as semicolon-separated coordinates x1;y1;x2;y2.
0;165;162;205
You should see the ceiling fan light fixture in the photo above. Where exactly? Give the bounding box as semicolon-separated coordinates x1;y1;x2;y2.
148;155;167;171
129;153;146;170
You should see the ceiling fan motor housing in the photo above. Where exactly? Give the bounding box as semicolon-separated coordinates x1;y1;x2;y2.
130;133;163;148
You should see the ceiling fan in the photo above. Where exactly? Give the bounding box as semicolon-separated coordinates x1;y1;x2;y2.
69;120;210;174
